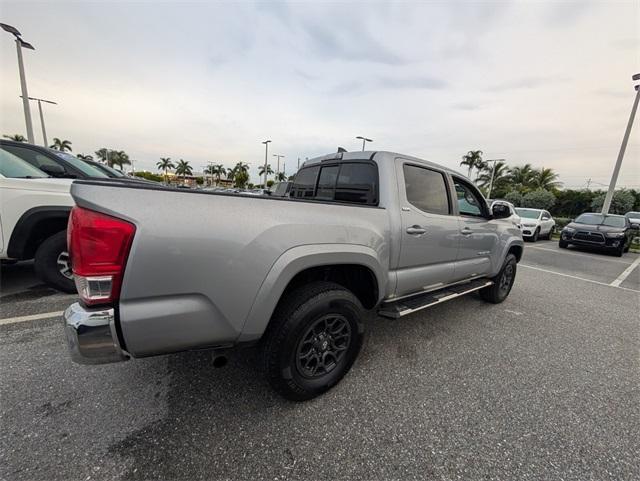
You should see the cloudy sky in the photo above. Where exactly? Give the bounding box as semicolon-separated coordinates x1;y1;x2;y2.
1;0;638;188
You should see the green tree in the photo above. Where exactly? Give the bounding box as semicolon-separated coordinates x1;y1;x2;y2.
3;134;26;142
234;170;249;188
460;150;484;180
532;167;562;190
276;172;287;182
477;161;510;197
175;159;193;184
508;164;537;192
522;189;556;210
95;148;109;163
134;171;164;182
258;164;274;178
109;150;131;170
156;157;175;183
50;138;72;152
77;153;93;160
591;189;635;214
226;167;235;183
210;164;225;185
504;191;523;207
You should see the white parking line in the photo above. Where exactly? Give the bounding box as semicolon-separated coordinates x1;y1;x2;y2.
526;245;634;265
0;311;63;326
610;256;640;287
519;264;640;293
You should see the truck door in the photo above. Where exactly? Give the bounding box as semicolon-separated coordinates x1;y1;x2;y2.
395;161;459;297
451;176;499;281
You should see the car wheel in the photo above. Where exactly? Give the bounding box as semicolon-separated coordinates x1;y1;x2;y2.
480;253;517;304
261;281;365;401
624;242;630;253
34;231;76;293
615;244;625;257
559;239;568;249
547;227;554;240
531;228;539;242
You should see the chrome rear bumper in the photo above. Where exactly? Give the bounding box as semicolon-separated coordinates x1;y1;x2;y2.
63;303;129;364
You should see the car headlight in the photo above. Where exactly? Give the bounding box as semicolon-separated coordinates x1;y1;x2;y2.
606;232;625;238
563;227;575;233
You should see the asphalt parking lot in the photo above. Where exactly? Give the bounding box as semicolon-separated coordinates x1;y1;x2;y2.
1;239;639;481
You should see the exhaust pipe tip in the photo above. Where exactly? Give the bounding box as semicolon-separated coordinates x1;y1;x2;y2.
213;355;228;368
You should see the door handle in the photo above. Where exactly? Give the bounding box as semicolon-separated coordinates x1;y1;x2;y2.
406;225;427;235
461;227;473;236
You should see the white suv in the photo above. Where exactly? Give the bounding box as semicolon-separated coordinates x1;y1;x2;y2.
0;149;75;291
515;208;555;242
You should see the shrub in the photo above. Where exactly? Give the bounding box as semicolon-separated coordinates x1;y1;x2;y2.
522;189;556;210
504;191;523;207
590;189;635;214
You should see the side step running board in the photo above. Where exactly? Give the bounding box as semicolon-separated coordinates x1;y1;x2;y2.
378;279;493;319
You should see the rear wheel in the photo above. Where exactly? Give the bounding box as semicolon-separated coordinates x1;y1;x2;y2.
480;254;517;304
261;281;365;401
559;239;568;249
34;231;76;293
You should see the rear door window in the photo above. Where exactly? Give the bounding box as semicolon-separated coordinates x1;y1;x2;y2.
334;163;378;204
316;165;339;200
290;166;319;198
403;164;450;215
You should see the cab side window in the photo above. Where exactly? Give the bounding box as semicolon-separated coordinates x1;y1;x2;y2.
289;166;319;198
403;164;450;215
453;178;485;217
3;145;64;174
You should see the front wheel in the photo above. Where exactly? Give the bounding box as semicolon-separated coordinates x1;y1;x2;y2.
480;253;517;304
531;228;539;242
34;231;76;293
559;239;568;249
261;281;365;401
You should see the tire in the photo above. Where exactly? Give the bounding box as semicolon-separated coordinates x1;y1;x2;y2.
261;281;365;401
33;231;76;293
546;227;554;240
624;242;630;253
614;244;624;257
480;253;517;304
531;228;539;242
559;239;568;249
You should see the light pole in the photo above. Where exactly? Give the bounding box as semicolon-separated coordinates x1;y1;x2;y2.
484;158;505;198
262;140;271;187
356;136;372;151
602;74;640;214
1;23;35;144
273;154;284;179
23;96;56;147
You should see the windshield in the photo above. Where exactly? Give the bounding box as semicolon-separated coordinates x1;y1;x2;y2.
52;151;109;177
625;211;640;219
91;161;126;177
575;213;626;228
0;149;49;178
515;208;541;219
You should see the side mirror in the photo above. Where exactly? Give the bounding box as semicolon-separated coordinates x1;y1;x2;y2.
492;203;511;219
39;164;66;177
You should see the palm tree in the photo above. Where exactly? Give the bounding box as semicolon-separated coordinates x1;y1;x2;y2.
460;150;484;180
109;150;131;170
234;161;250;176
508;164;537;191
175;159;193;184
3;134;26;142
276;172;287;182
477;161;510;196
95;148;109;163
50;138;73;152
77;153;93;161
156;157;175;183
226;167;236;183
210;164;225;185
532;167;562;190
258;164;274;178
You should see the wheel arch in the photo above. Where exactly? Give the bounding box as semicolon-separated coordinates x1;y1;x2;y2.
7;206;71;260
239;244;386;342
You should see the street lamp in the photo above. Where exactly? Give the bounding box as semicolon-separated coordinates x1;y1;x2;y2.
273;154;284;179
1;23;35;144
262;140;271;187
601;73;640;214
484;158;505;198
23;96;56;147
356;136;372;151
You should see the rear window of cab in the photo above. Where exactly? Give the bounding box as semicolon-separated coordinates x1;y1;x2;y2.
290;162;379;206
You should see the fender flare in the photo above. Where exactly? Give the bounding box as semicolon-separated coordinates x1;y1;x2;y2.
238;244;386;342
7;206;71;260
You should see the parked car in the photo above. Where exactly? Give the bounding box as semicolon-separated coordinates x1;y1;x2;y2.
559;212;638;256
487;199;521;230
515;208;555;241
83;159;127;178
1;140;109;179
62;150;523;401
0;148;75;291
625;211;640;224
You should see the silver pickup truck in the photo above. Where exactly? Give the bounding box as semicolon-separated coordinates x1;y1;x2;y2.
63;151;523;400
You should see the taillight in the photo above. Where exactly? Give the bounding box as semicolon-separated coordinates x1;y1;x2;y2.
67;206;136;307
